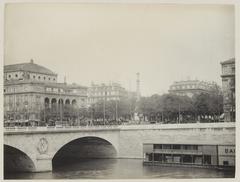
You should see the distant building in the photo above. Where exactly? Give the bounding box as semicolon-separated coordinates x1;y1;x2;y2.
4;60;87;121
87;82;128;106
221;58;235;122
168;80;216;98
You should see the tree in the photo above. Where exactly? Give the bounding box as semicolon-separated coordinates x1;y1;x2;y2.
208;84;223;121
137;97;154;121
193;93;210;121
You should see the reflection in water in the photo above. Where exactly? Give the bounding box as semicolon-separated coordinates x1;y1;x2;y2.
4;159;235;179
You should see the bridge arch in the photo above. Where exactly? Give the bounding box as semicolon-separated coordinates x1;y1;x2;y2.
52;136;118;168
4;144;36;173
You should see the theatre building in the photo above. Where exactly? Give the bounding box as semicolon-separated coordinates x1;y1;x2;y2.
143;143;235;169
4;60;87;121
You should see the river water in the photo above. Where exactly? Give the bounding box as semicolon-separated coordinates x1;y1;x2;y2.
4;158;235;179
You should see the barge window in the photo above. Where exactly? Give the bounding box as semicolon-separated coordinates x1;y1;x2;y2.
183;145;198;150
203;155;211;165
182;155;192;163
192;145;198;150
163;144;172;149
173;145;181;149
223;161;229;166
153;144;162;149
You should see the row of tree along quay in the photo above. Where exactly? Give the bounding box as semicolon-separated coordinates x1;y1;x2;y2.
36;84;224;127
138;84;224;124
138;92;223;124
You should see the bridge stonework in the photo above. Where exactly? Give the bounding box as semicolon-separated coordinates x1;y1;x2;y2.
4;123;235;172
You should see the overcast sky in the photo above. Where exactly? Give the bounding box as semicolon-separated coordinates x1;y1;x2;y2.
4;4;234;96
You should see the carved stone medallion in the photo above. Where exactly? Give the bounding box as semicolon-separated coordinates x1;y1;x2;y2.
37;138;48;154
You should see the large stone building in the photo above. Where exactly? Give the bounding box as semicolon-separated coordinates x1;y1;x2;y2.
87;82;128;106
168;80;217;98
221;58;235;122
4;60;87;121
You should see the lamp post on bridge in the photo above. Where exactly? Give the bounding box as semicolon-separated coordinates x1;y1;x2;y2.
103;88;106;124
178;104;181;124
115;99;118;121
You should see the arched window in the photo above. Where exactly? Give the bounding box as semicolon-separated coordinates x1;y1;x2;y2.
44;97;50;108
51;98;57;111
72;99;77;107
65;99;70;105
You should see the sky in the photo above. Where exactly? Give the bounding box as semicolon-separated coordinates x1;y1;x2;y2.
4;4;234;96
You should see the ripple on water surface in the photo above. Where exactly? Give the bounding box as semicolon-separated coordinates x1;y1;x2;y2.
4;159;235;179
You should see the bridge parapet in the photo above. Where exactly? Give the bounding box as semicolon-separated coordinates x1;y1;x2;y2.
4;125;121;134
4;122;235;135
119;122;235;130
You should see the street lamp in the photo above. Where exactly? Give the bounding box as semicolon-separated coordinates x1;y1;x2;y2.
13;87;16;121
103;89;106;124
178;104;181;124
115;99;118;121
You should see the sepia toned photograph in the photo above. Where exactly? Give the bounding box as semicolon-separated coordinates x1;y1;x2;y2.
2;1;236;180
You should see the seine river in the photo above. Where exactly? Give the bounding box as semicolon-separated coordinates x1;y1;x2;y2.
4;159;235;179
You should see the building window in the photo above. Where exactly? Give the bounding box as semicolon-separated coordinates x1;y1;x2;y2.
8;75;11;78
4;89;6;93
38;76;41;79
15;74;18;78
44;77;46;80
33;75;36;79
49;77;51;80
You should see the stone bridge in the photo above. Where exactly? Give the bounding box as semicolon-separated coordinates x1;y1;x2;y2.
4;122;235;172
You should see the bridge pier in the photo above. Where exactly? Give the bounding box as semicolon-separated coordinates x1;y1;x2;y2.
34;154;52;172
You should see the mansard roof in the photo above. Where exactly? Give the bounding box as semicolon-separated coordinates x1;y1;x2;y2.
4;60;57;76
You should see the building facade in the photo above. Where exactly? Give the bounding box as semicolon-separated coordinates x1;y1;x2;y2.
168;80;217;98
4;60;87;121
87;82;128;106
221;58;235;122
